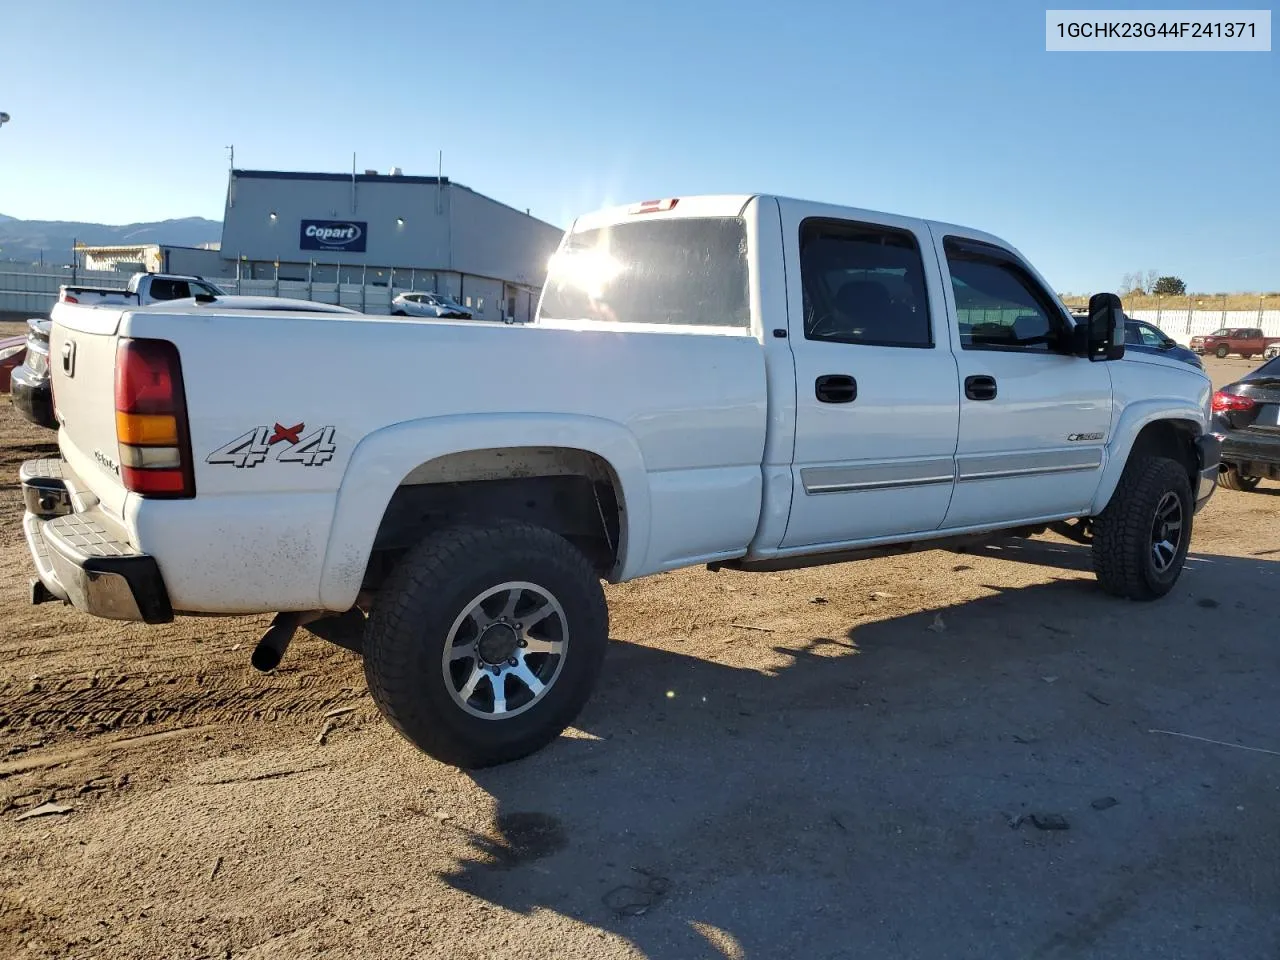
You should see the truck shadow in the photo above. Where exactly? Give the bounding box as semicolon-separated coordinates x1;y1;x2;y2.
435;543;1280;959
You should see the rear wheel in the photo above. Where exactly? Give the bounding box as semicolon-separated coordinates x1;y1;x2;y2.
1092;456;1192;600
363;522;609;768
1215;344;1230;358
1219;464;1262;492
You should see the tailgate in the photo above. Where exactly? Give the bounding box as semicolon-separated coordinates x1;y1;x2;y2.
48;303;130;516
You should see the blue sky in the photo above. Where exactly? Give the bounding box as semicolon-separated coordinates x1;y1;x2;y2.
1;0;1275;292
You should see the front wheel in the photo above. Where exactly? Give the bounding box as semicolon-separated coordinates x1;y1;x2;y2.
1220;464;1262;492
363;522;609;768
1092;456;1193;600
1215;344;1230;358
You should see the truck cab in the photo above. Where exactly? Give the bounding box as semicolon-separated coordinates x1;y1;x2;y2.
59;272;227;307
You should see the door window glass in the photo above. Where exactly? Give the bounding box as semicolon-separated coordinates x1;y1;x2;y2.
799;219;932;348
1127;322;1165;346
944;239;1065;352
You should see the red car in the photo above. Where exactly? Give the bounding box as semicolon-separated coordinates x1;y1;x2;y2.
0;334;26;392
1190;327;1280;359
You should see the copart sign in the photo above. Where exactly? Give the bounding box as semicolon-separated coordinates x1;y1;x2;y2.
300;219;367;253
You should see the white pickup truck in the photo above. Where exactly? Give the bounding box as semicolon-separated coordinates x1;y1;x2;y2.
21;194;1219;768
59;272;228;307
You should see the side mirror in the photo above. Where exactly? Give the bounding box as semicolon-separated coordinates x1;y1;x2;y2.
1080;292;1125;361
1160;336;1177;350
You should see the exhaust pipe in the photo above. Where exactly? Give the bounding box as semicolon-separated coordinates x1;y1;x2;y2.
251;611;315;672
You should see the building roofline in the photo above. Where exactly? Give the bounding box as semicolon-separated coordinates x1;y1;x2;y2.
75;243;220;252
232;168;449;186
229;169;561;230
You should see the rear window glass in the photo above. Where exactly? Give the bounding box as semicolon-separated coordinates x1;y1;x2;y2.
538;218;749;328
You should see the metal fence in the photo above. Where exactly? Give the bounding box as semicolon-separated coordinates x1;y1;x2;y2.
0;262;538;322
1131;309;1280;346
3;261;1278;343
0;264;129;316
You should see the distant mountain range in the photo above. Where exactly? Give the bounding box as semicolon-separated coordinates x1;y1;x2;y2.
0;215;222;266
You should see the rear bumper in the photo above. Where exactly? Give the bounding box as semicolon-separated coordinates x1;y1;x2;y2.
1220;429;1280;470
20;458;173;623
9;365;56;430
1194;433;1221;513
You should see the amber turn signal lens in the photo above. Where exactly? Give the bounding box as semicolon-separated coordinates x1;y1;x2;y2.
115;411;179;446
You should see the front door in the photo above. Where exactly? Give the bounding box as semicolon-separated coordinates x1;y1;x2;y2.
781;208;961;549
933;230;1114;529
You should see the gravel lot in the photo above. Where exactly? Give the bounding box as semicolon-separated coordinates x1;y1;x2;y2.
1;357;1277;960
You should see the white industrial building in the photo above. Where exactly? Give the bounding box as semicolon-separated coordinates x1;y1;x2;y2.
219;168;563;322
77;242;229;277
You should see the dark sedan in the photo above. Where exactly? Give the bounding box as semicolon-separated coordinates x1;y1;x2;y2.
9;318;56;430
1211;354;1280;491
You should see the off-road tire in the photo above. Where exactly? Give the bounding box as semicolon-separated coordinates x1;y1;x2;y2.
363;522;608;768
1219;464;1261;492
1215;344;1230;358
1092;456;1192;600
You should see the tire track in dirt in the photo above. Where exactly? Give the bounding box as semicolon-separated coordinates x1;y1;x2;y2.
0;440;58;471
0;668;365;735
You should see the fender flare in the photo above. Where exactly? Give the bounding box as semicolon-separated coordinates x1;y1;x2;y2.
317;413;651;611
1091;399;1206;515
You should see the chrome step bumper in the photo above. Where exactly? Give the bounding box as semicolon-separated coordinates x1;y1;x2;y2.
20;458;173;623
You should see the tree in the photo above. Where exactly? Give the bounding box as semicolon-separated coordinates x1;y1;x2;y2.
1144;269;1159;294
1152;276;1186;296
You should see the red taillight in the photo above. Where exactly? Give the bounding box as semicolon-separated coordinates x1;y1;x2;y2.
114;338;195;498
116;340;178;414
629;198;679;214
63;294;79;303
1211;390;1256;413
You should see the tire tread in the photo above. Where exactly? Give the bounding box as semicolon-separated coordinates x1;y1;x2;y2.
1219;465;1260;492
363;522;608;768
1092;456;1190;601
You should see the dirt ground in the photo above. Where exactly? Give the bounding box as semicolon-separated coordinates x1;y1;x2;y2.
2;357;1277;960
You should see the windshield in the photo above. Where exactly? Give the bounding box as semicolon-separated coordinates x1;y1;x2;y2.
538;217;750;327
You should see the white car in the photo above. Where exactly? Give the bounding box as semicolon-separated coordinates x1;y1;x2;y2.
390;292;473;319
23;193;1218;770
1264;342;1279;359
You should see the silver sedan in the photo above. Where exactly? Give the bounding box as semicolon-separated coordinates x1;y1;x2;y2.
391;292;473;319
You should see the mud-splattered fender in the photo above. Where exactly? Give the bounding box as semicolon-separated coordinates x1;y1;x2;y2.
317;413;651;611
1090;397;1209;515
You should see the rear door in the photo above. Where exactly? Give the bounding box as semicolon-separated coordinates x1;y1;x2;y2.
780;204;960;548
933;230;1113;529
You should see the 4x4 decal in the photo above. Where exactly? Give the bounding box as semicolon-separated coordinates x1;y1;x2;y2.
207;422;336;468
